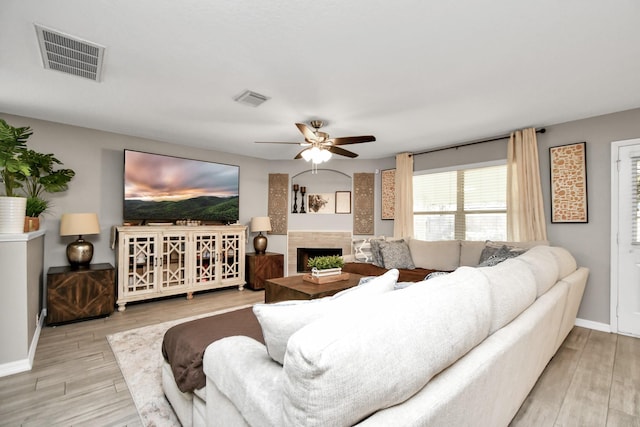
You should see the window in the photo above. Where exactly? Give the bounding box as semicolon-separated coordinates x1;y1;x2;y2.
413;162;507;241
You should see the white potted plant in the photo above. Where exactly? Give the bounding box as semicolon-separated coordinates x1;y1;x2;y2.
0;119;31;233
307;255;345;277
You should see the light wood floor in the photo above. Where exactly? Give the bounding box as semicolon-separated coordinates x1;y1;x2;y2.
1;288;638;427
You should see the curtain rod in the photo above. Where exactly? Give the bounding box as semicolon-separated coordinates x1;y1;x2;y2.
413;127;546;156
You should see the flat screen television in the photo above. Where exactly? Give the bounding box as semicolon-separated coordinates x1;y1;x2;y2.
123;150;239;224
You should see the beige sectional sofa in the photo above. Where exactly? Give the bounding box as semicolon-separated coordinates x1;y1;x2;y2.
343;238;549;281
199;245;588;426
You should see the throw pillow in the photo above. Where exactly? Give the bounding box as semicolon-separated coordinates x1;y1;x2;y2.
352;238;373;263
369;238;386;267
379;239;415;269
253;268;399;364
477;245;527;267
478;241;505;264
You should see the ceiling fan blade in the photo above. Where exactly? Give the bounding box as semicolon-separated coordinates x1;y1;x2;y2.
328;146;358;158
295;123;317;142
254;141;302;145
294;148;309;160
330;135;376;146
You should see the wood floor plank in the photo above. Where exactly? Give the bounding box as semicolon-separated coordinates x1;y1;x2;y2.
554;331;617;426
610;334;640;418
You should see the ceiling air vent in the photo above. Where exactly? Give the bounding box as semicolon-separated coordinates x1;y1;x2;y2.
34;24;105;82
234;90;270;107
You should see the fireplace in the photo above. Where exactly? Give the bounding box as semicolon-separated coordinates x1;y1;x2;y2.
287;231;352;275
297;247;343;273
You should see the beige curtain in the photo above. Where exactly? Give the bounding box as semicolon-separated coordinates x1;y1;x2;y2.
507;128;547;241
394;152;414;238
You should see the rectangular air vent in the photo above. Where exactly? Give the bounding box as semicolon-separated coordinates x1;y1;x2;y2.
35;24;105;82
234;90;270;107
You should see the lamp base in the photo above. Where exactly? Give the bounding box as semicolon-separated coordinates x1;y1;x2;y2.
67;237;94;267
253;233;268;254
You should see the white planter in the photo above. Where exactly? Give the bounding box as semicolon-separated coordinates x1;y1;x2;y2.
311;267;342;278
0;196;27;234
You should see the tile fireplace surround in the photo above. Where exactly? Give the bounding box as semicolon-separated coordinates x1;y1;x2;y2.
287;231;352;275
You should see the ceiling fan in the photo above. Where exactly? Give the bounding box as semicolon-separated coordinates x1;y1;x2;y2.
255;120;376;163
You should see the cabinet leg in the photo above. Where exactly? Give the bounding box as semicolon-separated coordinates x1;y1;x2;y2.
117;302;126;312
186;292;193;300
238;283;245;291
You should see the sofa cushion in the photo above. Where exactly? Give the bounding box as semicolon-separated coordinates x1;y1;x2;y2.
459;240;487;266
253;269;399;364
516;246;560;297
281;266;491;427
379;239;415;269
547;246;577;279
409;239;461;271
477;258;537;334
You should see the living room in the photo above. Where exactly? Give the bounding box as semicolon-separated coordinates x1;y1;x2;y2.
1;1;640;426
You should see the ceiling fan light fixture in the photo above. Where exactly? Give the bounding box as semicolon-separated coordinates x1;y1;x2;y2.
302;146;332;164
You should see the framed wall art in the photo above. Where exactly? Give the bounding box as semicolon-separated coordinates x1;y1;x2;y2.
307;193;335;214
550;141;588;223
335;191;352;214
381;168;395;220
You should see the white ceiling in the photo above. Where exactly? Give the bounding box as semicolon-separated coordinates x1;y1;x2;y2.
1;1;640;160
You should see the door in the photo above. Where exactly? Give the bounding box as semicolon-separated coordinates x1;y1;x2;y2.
614;141;640;337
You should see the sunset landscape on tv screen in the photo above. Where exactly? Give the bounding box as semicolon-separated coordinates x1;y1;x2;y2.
123;150;239;223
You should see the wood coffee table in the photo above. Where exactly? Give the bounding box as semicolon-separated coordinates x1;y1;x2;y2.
264;273;365;303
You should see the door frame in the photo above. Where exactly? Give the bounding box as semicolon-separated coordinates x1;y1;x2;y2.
610;137;640;333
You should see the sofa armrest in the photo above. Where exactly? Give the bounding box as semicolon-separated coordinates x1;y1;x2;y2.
204;336;284;427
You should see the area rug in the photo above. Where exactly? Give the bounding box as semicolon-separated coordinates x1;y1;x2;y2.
107;304;253;427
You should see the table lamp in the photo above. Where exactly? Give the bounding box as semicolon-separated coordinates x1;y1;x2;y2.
250;216;272;254
60;213;100;267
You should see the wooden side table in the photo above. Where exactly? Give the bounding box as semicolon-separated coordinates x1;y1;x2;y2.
47;263;115;325
245;252;284;290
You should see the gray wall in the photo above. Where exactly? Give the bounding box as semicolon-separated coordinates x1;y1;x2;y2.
5;108;640;325
413;107;640;325
0;113;394;302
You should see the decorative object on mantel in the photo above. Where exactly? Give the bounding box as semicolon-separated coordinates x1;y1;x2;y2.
0;119;31;234
354;172;375;234
550;142;588;223
335;191;352;214
292;184;299;213
60;212;101;267
381;168;395;220
250;216;272;254
268;174;288;234
299;186;306;213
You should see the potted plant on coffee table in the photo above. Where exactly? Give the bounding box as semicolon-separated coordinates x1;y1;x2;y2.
19;149;75;231
0;119;31;233
307;255;345;277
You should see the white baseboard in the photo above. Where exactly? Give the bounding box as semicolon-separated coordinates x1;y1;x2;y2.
575;317;611;333
0;308;46;378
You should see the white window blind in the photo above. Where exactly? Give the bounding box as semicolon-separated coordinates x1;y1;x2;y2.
413;163;507;241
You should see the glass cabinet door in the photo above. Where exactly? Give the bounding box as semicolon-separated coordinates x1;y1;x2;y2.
220;232;242;282
193;233;218;283
160;233;188;290
124;233;157;295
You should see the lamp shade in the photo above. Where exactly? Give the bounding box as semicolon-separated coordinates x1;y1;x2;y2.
60;213;101;236
250;216;272;233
